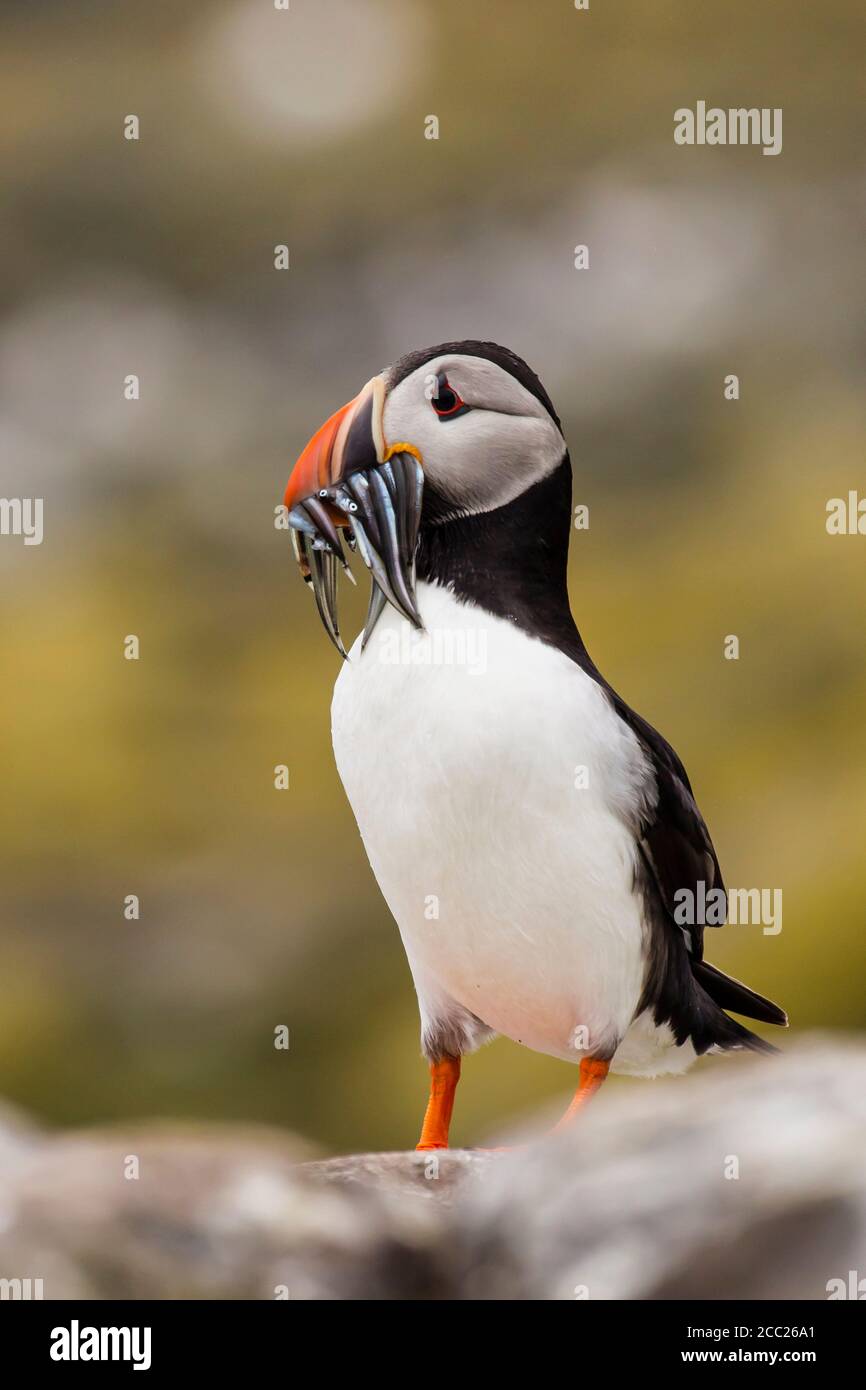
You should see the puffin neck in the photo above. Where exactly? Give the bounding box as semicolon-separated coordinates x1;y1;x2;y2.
415;455;588;658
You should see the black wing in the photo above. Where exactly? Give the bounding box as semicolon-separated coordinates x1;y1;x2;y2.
604;688;786;1035
612;697;723;963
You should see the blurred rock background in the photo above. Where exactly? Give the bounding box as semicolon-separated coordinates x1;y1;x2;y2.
0;1;864;1154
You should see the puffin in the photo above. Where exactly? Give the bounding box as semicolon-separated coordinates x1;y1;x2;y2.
281;340;787;1149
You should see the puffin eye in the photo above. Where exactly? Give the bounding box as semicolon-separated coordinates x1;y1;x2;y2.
431;373;471;421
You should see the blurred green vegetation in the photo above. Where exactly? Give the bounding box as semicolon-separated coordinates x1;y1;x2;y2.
0;0;864;1151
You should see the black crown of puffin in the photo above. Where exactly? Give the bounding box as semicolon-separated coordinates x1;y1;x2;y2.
283;373;425;657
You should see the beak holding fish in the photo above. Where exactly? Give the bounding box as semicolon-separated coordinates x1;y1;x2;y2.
282;374;424;657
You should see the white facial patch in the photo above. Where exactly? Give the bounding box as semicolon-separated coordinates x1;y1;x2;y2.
383;354;565;520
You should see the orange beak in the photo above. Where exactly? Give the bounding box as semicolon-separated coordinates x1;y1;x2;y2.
283;374;387;520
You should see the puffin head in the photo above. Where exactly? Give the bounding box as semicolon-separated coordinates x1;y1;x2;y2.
283;340;569;655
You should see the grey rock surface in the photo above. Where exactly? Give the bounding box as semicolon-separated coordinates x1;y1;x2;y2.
301;1148;491;1206
0;1036;863;1299
453;1035;866;1300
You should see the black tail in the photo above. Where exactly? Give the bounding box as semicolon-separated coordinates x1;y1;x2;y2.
694;999;779;1056
635;893;789;1057
681;959;787;1058
692;959;788;1027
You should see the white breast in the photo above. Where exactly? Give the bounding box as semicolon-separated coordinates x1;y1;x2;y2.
331;582;654;1065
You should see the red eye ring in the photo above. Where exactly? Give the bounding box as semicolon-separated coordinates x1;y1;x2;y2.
431;373;470;420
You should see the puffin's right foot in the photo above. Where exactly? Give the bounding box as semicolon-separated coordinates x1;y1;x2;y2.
415;1054;461;1150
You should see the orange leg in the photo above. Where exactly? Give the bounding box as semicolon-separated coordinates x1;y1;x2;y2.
416;1055;461;1150
552;1056;610;1131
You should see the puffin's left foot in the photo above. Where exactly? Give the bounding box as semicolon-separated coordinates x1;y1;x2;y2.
551;1056;610;1131
415;1054;461;1150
